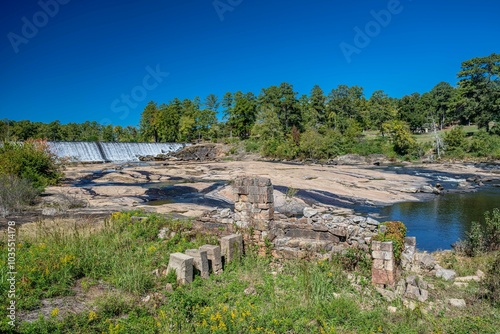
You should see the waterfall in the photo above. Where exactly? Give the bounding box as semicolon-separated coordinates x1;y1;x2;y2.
100;143;185;162
49;142;106;162
48;142;185;162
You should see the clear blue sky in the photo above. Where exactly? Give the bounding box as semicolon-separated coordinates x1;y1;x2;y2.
0;0;498;127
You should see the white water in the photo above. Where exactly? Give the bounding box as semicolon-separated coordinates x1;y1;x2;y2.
49;142;104;162
48;142;185;162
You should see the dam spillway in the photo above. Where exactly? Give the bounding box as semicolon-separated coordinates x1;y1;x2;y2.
48;141;186;162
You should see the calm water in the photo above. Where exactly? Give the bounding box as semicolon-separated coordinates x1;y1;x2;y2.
378;187;500;252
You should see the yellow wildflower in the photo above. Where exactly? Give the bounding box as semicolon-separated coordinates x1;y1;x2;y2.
88;310;98;321
50;308;59;317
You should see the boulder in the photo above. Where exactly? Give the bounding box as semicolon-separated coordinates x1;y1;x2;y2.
447;299;466;308
436;268;456;281
419;253;436;270
303;207;318;218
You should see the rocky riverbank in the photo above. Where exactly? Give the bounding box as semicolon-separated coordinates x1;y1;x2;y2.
0;157;489;225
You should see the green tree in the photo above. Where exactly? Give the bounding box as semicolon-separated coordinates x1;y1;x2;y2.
139;101;159;142
304;85;326;129
156;99;182;142
260;83;302;133
102;124;115;142
368;90;396;134
383;120;417;156
398;93;427;133
63;122;83;141
326;85;367;132
457;53;500;132
428;82;455;129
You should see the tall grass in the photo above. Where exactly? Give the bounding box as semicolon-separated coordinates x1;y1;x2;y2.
1;211;499;333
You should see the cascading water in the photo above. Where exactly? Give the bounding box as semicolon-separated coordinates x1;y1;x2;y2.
48;142;186;162
48;142;105;162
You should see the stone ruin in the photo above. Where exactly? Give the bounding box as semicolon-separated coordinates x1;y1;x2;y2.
192;175;383;260
166;234;242;285
184;176;481;297
162;175;490;312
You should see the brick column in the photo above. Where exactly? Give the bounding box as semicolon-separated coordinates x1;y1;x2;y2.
371;241;396;288
233;176;274;255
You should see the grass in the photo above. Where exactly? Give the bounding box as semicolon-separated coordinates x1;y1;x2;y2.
414;125;480;144
1;211;499;333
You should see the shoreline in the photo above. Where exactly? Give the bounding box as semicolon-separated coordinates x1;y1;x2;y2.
1;159;499;229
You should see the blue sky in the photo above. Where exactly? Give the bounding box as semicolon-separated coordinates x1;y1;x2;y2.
0;0;498;127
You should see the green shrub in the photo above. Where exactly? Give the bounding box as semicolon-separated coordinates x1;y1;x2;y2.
469;131;500;158
332;248;372;274
482;251;500;307
462;208;500;256
0;139;62;190
444;126;468;156
244;139;261;153
0;174;40;217
372;221;407;261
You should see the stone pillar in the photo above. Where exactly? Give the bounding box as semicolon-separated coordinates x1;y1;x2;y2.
185;249;210;279
199;244;223;275
167;253;194;285
401;236;416;270
233;176;274;255
221;234;243;264
233;176;274;230
371;241;396;287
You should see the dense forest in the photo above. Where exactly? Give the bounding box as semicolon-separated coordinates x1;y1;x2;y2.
2;53;499;160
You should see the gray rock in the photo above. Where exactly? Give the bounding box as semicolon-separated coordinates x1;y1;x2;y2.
419;254;436;270
219;208;231;218
400;187;419;193
417;278;428;290
303;207;318;218
436;268;456;281
366;217;380;226
158;228;169;239
42;207;57;216
419;185;440;194
396;279;406;296
406;275;417;286
418;289;429;302
447;298;466;308
376;287;396;302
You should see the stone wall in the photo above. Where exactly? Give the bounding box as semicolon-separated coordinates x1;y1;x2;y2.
270;213;380;259
192;176;381;259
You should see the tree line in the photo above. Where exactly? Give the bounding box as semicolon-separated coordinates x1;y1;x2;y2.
2;53;499;159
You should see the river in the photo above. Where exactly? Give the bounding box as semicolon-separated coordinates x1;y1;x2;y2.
375;167;500;252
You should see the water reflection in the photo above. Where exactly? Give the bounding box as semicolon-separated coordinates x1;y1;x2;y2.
378;187;500;252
